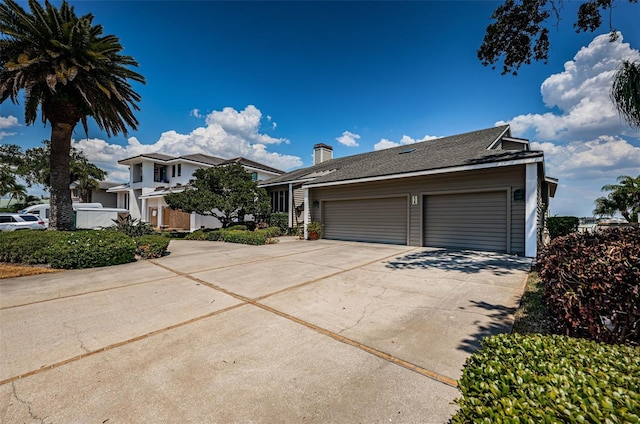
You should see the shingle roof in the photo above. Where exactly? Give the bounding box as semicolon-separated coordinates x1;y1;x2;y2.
117;152;282;174
262;125;543;186
220;157;284;174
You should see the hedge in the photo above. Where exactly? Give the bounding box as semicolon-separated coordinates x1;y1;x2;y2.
47;231;136;269
268;212;289;234
453;333;640;423
134;235;170;259
537;227;640;345
546;216;579;239
0;230;59;264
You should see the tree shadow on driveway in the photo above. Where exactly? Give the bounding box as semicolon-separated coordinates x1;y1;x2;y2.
457;300;517;353
384;248;532;276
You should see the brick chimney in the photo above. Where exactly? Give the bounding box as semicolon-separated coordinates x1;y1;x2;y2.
313;143;333;165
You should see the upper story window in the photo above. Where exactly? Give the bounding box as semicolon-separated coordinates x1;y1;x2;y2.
154;165;168;183
251;172;258;181
172;165;176;178
177;164;182;177
133;163;143;183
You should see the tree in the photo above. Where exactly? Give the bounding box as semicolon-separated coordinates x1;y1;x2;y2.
0;0;144;230
164;164;271;228
4;141;107;201
593;174;640;222
478;0;640;128
5;181;27;206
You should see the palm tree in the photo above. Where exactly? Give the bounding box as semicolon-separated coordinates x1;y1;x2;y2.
593;175;640;223
6;181;27;207
611;60;640;129
0;0;144;230
70;153;106;203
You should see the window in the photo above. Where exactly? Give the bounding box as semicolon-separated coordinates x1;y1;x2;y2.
251;172;258;181
270;190;289;213
177;164;182;177
172;165;176;178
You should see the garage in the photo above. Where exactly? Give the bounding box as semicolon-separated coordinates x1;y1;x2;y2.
323;197;408;245
423;191;508;252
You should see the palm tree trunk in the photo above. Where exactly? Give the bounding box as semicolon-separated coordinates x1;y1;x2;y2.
49;122;75;231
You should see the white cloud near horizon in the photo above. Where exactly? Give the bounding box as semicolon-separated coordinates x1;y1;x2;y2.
374;134;439;151
501;32;640;217
0;115;19;140
336;131;361;147
73;105;303;182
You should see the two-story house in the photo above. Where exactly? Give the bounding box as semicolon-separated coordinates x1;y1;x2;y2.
108;153;283;231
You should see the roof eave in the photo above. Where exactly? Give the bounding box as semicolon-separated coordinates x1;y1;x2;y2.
304;156;544;189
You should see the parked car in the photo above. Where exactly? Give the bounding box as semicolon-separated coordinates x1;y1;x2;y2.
0;213;46;231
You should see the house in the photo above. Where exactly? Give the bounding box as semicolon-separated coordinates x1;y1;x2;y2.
70;181;119;207
260;125;557;258
108;153;284;231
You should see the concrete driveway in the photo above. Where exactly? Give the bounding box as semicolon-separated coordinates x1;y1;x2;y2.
0;238;532;423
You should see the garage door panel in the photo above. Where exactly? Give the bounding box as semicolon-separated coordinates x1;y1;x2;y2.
424;191;507;252
323;197;407;245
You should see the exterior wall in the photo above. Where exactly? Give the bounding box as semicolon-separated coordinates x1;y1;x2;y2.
91;190;117;208
308;165;527;254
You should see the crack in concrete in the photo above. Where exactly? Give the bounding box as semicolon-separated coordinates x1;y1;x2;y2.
339;286;388;335
63;321;90;354
11;382;47;423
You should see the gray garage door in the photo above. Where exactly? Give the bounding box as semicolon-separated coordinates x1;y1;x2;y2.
424;191;507;252
323;197;408;245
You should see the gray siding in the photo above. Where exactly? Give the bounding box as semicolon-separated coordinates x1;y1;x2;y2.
310;165;526;254
323;197;408;245
424;191;508;252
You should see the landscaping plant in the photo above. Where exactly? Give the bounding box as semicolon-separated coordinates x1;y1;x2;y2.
537;227;640;346
453;333;640;423
545;216;579;239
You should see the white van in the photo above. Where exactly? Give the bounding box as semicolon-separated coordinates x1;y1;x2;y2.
20;203;103;228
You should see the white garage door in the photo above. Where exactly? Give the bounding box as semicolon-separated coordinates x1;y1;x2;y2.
424;191;507;252
323;197;408;245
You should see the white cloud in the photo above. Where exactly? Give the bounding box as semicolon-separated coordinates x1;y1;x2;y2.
336;131;361;147
0;115;19;140
190;109;202;118
374;134;439;151
499;32;640;141
532;135;640;217
73;105;302;182
500;32;640;217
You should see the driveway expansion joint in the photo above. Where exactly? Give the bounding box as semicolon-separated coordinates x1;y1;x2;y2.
150;247;459;389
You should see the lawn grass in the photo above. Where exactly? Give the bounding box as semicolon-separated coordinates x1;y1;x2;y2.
0;263;63;279
512;271;557;335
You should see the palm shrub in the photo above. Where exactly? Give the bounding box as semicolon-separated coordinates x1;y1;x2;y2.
536;227;640;345
111;215;156;237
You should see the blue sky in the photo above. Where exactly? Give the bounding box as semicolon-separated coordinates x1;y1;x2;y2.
1;1;639;217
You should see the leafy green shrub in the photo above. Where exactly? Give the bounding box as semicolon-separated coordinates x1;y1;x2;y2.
537;227;640;345
258;226;281;238
268;212;289;234
0;230;60;264
226;224;248;231
206;229;223;241
46;231;136;269
546;216;579;239
185;229;209;240
135;235;170;259
111;215;156;237
220;230;266;245
453;333;640;423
